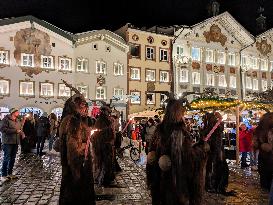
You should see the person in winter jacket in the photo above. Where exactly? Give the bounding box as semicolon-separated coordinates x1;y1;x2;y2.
144;118;156;155
36;112;50;156
239;123;252;168
22;112;36;153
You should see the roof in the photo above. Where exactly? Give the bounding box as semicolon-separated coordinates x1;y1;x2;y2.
0;15;74;42
256;28;273;43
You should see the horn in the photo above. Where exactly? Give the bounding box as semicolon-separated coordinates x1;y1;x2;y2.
61;79;81;94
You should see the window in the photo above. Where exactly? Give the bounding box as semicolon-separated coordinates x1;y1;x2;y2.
146;47;155;60
40;83;54;97
160;49;168;61
250;57;258;70
58;84;71;97
0;80;9;95
130;44;140;57
77;85;88;98
20;81;34;96
260;59;268;71
96;87;106;100
241;55;247;67
262;80;268;91
114;63;123;76
146;69;155;81
59;57;71;71
206;73;215;86
191;47;200;61
130;68;140;80
228;53;235;66
130;91;141;104
245;77;252;89
218;75;227;87
270;61;273;71
217;51;225;65
96;60;106;74
229;76;237;88
253;79;259;91
21;53;34;67
92;43;98;50
160;71;169;82
146;93;155;105
180;69;188;83
41;55;54;69
0;51;8;64
105;46;111;52
76;58;88;72
113;88;124;100
206;49;214;63
176;46;183;57
192;72;200;85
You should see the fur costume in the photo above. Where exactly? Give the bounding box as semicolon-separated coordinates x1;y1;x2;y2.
92;105;115;186
146;99;209;205
253;112;273;191
201;112;229;194
59;94;95;205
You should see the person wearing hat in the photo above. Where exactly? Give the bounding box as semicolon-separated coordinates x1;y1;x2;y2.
0;108;26;183
36;112;50;156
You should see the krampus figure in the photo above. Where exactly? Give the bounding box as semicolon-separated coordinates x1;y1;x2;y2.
59;93;95;205
253;112;273;191
92;105;115;186
202;112;230;195
146;99;209;205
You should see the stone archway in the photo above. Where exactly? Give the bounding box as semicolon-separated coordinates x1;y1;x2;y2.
51;107;63;119
20;107;44;117
0;106;10;119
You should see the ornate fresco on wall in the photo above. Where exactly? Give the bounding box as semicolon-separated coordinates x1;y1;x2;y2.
97;75;106;86
192;62;200;70
206;64;212;71
252;71;258;78
262;72;267;79
14;27;52;77
203;24;227;46
230;67;236;74
256;39;271;56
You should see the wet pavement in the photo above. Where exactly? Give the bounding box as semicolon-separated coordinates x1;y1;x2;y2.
0;148;270;205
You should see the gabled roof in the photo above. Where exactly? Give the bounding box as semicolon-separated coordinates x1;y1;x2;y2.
0;15;74;42
256;28;273;43
191;12;255;47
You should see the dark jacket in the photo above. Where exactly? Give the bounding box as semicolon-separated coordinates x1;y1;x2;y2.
0;115;22;144
36;116;50;137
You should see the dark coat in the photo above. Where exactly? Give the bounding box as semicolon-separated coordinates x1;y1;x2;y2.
36;116;50;137
0;115;22;144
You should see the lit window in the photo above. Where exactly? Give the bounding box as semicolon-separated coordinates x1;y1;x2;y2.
40;83;54;97
206;49;214;63
77;85;88;98
270;61;273;71
262;80;268;91
250;57;258;70
253;79;259;91
180;69;188;83
146;47;155;60
146;69;155;81
176;46;183;57
130;91;141;104
218;75;227;87
245;77;252;89
192;72;200;85
21;53;34;67
59;57;71;71
146;93;155;105
228;53;235;66
0;51;8;64
0;80;9;95
160;49;168;61
113;88;124;100
96;87;106;100
217;51;225;65
114;63;123;76
130;68;140;80
241;55;247;67
160;71;169;82
229;76;236;88
58;84;71;97
96;60;106;74
260;59;268;71
206;73;215;86
76;58;88;72
191;47;200;61
41;55;54;69
20;81;34;96
160;94;168;106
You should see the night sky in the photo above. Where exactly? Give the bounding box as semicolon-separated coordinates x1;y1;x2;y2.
0;0;272;35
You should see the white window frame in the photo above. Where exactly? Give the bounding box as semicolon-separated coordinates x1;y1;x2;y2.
241;55;247;67
146;69;156;82
176;46;183;57
191;47;201;61
218;74;227;87
76;58;88;72
96;60;106;74
96;86;106;100
0;51;8;64
130;91;141;104
58;84;71;97
270;61;273;71
21;53;34;67
130;68;140;80
77;85;88;98
228;53;235;66
114;63;124;76
41;55;54;69
40;83;54;97
160;49;168;61
253;79;259;91
245;77;252;89
206;49;214;63
20;81;34;96
180;69;189;83
113;88;124;100
0;80;9;95
206;73;215;86
192;72;200;85
250;57;258;70
229;76;237;89
146;93;155;105
217;51;225;65
262;80;268;91
59;57;72;71
160;71;169;82
146;47;155;60
260;59;268;71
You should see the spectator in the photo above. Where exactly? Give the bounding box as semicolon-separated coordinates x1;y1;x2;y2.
144;118;156;155
239;123;252;168
36;112;50;156
22;112;36;153
249;122;258;171
48;113;58;153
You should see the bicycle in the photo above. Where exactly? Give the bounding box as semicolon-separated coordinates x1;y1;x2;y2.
116;137;140;162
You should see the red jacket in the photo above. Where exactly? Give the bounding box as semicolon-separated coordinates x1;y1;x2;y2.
239;130;252;152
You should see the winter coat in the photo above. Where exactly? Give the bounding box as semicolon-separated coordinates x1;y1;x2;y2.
145;125;156;142
0;115;23;144
239;130;252;152
36;116;50;137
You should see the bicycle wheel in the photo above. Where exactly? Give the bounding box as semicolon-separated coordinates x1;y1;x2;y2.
130;147;140;162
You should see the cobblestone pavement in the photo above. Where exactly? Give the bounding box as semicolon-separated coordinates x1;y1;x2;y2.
0;149;270;205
